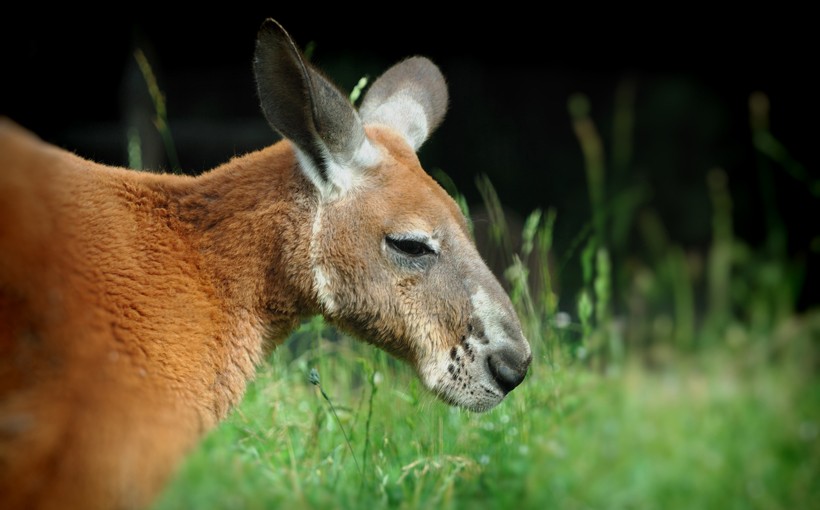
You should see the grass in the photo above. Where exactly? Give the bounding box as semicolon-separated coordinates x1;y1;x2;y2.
143;57;817;508
153;324;818;509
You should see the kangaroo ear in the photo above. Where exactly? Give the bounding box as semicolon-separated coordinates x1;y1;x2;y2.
359;56;449;151
253;19;380;198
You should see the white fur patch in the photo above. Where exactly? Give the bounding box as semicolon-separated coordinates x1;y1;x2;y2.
348;137;382;173
364;94;429;150
309;203;337;314
294;148;327;198
295;138;381;202
470;288;514;345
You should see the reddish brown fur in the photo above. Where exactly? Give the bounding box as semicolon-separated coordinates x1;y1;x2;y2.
0;120;474;509
0;119;314;508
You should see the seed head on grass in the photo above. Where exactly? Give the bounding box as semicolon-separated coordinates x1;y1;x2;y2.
308;367;321;386
308;368;362;477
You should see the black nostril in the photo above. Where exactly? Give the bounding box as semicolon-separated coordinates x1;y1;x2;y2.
487;352;529;394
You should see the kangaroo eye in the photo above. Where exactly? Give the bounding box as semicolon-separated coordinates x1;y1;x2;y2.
386;236;436;257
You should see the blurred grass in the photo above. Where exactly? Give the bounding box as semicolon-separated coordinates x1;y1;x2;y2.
153;320;818;509
150;79;818;509
131;49;180;173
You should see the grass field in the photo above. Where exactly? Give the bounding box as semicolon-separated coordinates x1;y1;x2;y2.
152;316;818;509
147;78;818;509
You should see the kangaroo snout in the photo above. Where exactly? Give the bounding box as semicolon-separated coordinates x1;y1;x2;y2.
487;346;531;394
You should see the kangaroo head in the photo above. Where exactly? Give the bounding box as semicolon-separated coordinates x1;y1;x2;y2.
253;19;531;412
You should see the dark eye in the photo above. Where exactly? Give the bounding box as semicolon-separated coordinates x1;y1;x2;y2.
386;236;435;257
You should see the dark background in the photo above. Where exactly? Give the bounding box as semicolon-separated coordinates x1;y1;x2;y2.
2;9;817;309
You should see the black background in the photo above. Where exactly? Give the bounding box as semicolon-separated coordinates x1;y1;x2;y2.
2;8;817;309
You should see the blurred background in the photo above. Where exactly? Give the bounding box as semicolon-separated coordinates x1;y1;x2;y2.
2;8;817;311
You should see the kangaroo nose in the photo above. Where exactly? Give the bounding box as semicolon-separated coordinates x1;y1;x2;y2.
487;349;531;394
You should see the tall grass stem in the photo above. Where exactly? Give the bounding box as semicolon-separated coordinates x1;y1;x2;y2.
309;368;362;478
134;49;181;173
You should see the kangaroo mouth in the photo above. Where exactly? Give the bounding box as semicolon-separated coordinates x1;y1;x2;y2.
418;334;530;413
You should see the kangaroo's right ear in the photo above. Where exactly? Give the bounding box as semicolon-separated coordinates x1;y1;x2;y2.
359;56;448;151
253;19;380;200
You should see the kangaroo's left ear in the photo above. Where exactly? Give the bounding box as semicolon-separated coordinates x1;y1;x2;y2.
253;18;381;200
359;56;449;151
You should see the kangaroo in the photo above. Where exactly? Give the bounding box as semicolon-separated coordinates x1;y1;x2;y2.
0;19;531;509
